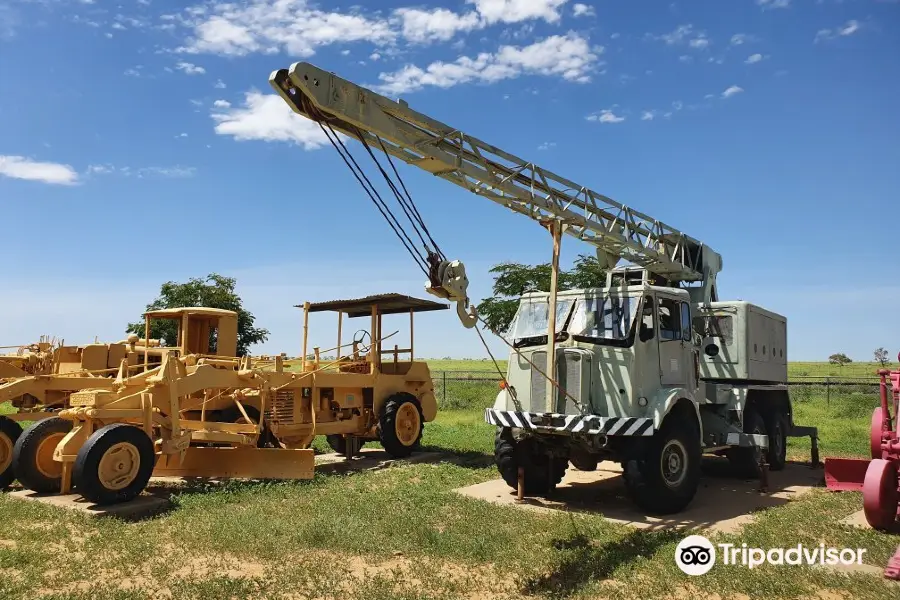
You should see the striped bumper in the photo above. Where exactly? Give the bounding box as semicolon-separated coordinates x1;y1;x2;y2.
485;408;654;437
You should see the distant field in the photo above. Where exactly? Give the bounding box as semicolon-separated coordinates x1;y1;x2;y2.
429;359;891;378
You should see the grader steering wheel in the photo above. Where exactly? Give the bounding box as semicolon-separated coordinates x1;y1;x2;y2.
352;330;372;355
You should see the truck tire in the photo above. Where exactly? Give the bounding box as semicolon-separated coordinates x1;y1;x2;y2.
218;405;275;448
12;417;72;493
73;424;156;505
325;435;368;454
764;410;788;471
495;428;568;495
727;406;767;479
622;411;702;515
0;417;23;490
378;393;423;458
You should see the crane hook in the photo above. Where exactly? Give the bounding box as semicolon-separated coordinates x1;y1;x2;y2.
425;256;477;329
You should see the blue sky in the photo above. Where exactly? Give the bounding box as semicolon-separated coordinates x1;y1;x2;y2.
1;0;898;363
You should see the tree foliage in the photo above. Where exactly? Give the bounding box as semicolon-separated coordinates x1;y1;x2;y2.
476;254;607;334
126;274;269;356
874;347;890;368
828;352;852;367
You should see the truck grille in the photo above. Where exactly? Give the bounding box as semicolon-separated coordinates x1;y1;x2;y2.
528;350;588;414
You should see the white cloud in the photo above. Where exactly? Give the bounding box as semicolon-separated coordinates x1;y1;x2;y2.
816;19;862;42
173;0;572;57
395;8;481;43
730;33;757;46
537;141;556;150
721;85;744;99
176;61;206;75
468;0;568;24
0;155;79;185
678;55;692;63
640;110;656;121
214;79;226;89
757;0;790;9
745;53;764;64
137;166;196;178
586;109;625;124
572;3;595;17
213;99;231;108
373;33;600;95
112;22;126;31
176;132;188;138
123;66;144;77
211;90;329;150
689;37;709;49
370;52;381;61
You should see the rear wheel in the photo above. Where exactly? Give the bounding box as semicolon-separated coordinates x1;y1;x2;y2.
623;410;702;515
73;424;155;505
12;417;72;493
764;410;788;471
218;405;275;448
0;417;23;490
727;406;767;479
378;393;424;458
495;428;568;495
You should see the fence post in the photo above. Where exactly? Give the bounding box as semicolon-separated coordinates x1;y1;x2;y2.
826;376;831;406
443;371;447;406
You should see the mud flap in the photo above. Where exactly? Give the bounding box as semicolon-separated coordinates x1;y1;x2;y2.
151;447;315;480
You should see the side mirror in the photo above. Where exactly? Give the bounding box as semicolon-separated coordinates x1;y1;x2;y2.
639;325;653;342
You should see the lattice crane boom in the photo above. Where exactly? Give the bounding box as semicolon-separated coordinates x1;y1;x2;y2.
269;62;722;320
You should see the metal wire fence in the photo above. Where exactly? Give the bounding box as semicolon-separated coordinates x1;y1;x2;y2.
429;371;888;410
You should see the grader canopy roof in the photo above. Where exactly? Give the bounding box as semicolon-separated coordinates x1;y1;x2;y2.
301;293;448;318
144;307;237;319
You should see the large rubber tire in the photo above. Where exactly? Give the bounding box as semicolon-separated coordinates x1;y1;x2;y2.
378;393;424;458
495;428;568;496
12;417;72;493
862;458;899;531
73;424;156;506
622;411;702;515
764;409;788;472
727;406;767;479
218;405;275;448
0;417;23;490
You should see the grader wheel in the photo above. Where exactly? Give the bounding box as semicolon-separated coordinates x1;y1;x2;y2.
73;424;156;505
378;393;423;458
12;417;72;493
0;416;23;489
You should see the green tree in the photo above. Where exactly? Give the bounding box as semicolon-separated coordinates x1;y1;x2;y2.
126;274;269;356
828;352;852;368
874;347;890;368
476;254;607;334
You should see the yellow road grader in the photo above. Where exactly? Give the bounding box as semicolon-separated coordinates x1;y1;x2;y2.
0;293;444;505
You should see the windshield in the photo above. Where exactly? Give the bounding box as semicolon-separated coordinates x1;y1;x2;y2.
509;299;574;340
569;296;639;342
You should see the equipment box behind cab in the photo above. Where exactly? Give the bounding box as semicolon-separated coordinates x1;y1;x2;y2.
694;301;787;384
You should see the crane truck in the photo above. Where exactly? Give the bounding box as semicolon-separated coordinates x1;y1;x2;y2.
269;62;819;515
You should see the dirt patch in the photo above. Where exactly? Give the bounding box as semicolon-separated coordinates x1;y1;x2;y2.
173;553;266;579
0;539;16;548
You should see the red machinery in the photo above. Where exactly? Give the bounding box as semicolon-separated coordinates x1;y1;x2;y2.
824;358;900;580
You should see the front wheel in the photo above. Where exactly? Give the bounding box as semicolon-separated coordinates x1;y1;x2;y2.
495;428;568;496
622;411;702;515
378;393;424;458
764;410;788;471
73;424;156;505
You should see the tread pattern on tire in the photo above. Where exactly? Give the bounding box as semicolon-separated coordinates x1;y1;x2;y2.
764;410;788;472
622;410;702;515
378;393;424;458
727;406;767;479
73;423;156;506
12;417;72;494
0;416;24;490
494;427;568;496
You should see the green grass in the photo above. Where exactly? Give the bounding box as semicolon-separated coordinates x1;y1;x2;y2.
1;364;898;599
788;361;890;379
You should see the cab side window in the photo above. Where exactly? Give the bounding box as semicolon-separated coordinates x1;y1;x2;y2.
639;296;655;341
658;298;680;341
680;302;692;342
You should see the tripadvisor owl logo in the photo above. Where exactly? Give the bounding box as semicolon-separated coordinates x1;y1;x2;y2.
675;535;716;576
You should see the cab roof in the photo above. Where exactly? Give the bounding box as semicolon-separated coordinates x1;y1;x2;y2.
301;293;449;318
144;307;238;319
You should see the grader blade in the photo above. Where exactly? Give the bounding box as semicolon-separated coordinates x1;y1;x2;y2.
824;457;870;491
152;447;315;480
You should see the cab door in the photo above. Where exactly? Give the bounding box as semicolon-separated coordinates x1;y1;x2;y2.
657;296;692;387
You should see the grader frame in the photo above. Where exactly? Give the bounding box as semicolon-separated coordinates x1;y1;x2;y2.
7;294;446;505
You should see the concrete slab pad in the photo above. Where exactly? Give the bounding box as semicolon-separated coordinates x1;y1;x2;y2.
839;509;900;533
7;490;170;520
454;459;825;534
